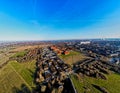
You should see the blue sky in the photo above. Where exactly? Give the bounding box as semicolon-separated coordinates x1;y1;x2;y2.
0;0;120;40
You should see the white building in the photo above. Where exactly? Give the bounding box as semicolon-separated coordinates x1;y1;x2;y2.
80;41;91;44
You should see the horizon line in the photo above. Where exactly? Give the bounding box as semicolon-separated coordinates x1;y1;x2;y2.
0;38;120;42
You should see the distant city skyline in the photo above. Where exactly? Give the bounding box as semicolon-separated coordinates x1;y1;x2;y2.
0;0;120;40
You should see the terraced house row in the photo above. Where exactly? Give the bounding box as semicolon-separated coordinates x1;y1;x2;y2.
34;47;75;93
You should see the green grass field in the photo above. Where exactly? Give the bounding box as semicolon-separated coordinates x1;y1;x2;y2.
0;64;25;93
10;60;36;88
12;51;27;58
0;60;36;93
59;50;87;65
71;73;120;93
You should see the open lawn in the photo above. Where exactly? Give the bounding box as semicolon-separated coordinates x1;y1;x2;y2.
0;60;36;93
12;51;27;58
71;73;120;93
59;51;87;65
0;64;25;93
10;60;36;88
